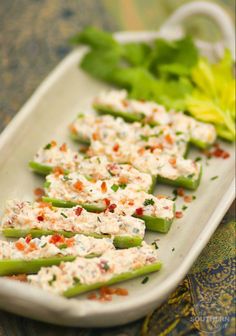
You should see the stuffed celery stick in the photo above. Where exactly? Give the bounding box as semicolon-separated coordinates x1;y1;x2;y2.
29;142;156;193
43;172;175;233
88;140;202;190
93;90;216;148
0;234;114;276
1;200;145;248
70;114;189;157
27;242;161;297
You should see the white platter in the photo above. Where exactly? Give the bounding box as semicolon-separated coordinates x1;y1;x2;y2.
0;22;235;326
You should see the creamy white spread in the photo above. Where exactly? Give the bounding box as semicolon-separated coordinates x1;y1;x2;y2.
45;174;174;219
93;90;216;144
1;200;145;238
27;242;159;294
0;234;114;260
89;140;200;180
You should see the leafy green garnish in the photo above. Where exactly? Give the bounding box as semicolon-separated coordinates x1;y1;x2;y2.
187;50;235;141
44;143;51;150
111;184;119;192
58;243;68;250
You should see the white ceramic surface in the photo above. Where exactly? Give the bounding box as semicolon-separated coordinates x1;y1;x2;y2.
0;4;235;326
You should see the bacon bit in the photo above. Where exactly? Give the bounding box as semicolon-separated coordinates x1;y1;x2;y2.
100;286;116;295
92;132;100;141
104;198;111;207
138;147;146;155
118;176;129;184
8;274;27;282
29;242;37;251
37;215;44;222
177;188;185;197
59;143;67;152
25;235;32;244
15;241;25;251
169;157;176;166
87;293;97;300
156;194;166;199
150;144;163;152
99;295;112;302
50;234;64;244
183;195;192;203
101;181;107;193
66;237;75;247
135;207;144;216
53;166;64;176
73;180;84;191
75;207;83;216
108;204;117;212
212;147;230;159
38;201;52;209
175;211;183;219
165;134;174;145
69;124;77;134
50;140;57;147
115;288;129;296
34;188;45;197
128;200;134;206
122;100;129;107
113;143;119;152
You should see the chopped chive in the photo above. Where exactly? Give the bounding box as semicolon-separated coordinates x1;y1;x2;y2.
194;157;202;162
97;216;101;223
111;184;119;192
58;243;68;250
73;277;81;284
141;276;149;284
44;143;51;150
144;199;155;206
48;274;57;286
61;212;68;218
172;248;175;252
182;205;188;211
211;176;219;181
151;241;159;249
119;183;127;190
41;242;47;248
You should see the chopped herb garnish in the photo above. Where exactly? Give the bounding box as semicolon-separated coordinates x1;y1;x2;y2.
97;216;101;223
151;241;159;249
111;184;119;192
140;135;149;141
119;183;127;190
144;198;155;206
61;212;68;218
58;243;68;249
103;262;110;271
77;113;84;118
44;143;51;150
172;248;175;252
41;243;47;248
176;131;183;135
97;157;101;164
63;175;71;181
192;195;196;200
141;276;149;284
73;277;81;284
48;274;57;286
211;176;219;180
195;157;202;162
182;205;188;211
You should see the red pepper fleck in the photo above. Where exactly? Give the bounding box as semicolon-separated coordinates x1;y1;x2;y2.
53;166;64;176
101;181;107;193
37;215;44;222
113;143;119;152
104;198;111;207
175;211;183;219
135;207;144;216
169;157;176;166
25;234;32;244
50;234;64;244
8;274;27;282
75;207;83;216
92;132;100;141
108;204;117;212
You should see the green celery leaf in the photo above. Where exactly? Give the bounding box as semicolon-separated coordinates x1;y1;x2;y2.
122;42;151;66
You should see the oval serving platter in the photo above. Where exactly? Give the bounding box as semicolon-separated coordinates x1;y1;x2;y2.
0;29;235;327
